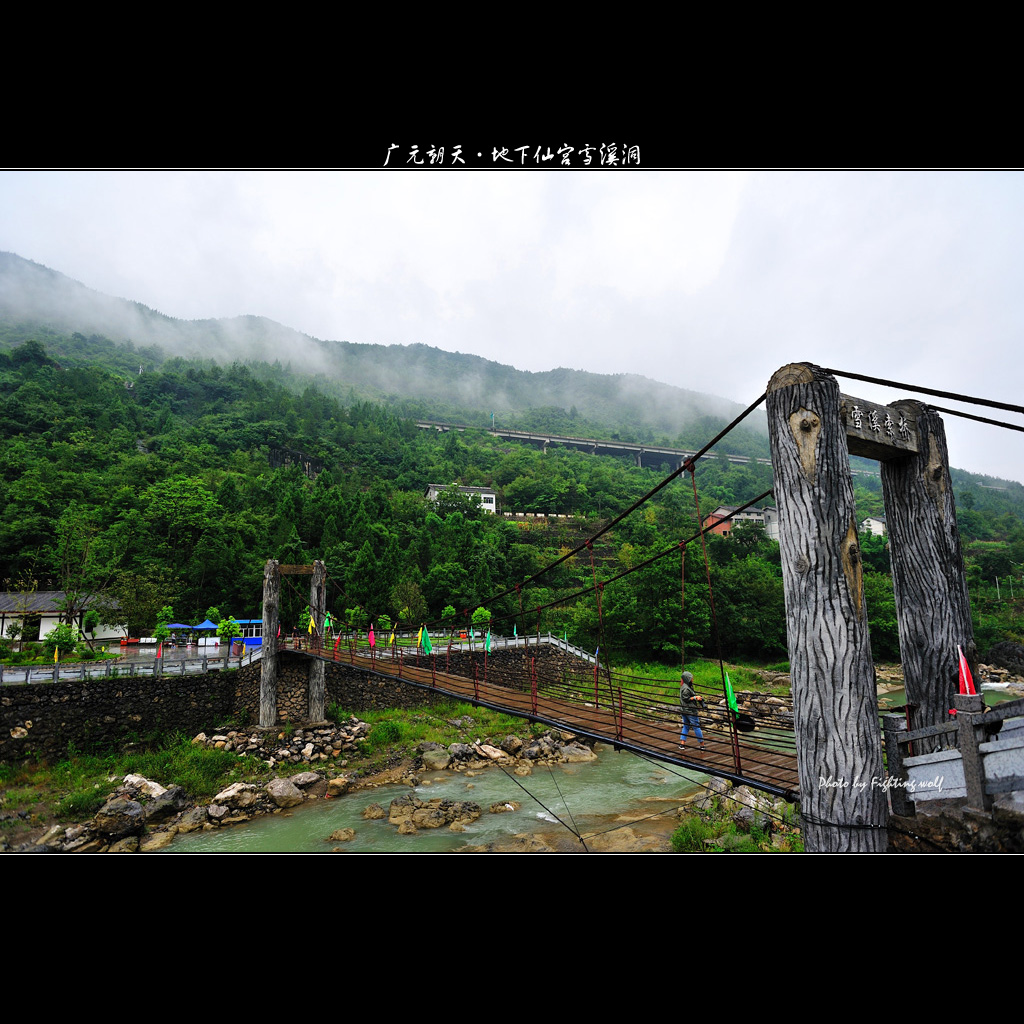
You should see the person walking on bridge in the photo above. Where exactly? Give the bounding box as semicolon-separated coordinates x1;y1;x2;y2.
679;671;705;750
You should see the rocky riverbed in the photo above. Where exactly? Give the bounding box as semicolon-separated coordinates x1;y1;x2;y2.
9;718;613;852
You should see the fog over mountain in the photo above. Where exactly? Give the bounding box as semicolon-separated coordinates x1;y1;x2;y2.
0;251;762;443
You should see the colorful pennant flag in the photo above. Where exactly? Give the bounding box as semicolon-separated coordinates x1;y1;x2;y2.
307;613;314;635
725;670;739;714
485;628;492;653
54;647;59;664
389;630;396;646
368;626;375;648
422;627;433;655
157;642;163;659
957;644;976;696
513;623;517;638
417;626;423;646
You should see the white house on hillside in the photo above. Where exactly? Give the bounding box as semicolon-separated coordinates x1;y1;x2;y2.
859;515;887;537
425;484;497;513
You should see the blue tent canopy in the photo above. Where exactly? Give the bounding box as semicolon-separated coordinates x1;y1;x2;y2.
193;619;219;630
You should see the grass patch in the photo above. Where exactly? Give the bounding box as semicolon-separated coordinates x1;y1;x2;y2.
671;802;803;853
609;658;779;703
340;699;547;759
55;786;108;819
119;736;245;798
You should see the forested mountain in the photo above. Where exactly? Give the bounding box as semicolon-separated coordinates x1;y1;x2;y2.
0;251;766;451
2;251;1023;665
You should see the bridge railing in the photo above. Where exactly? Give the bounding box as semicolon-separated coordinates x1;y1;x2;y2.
0;646;262;686
282;631;599;664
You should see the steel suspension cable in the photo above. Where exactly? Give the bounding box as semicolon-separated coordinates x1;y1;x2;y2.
505;488;775;623
480;393;768;608
822;367;1024;416
689;467;742;774
927;404;1024;434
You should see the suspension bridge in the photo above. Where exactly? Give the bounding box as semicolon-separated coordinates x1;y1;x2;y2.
255;363;1024;852
277;631;800;800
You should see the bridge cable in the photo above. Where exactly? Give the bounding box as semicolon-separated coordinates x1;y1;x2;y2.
627;751;951;850
689;467;743;775
544;762;584;846
481;393;768;609
493;763;589;851
629;749;799;833
680;542;687;676
500;489;776;625
587;541;615;716
822;367;1024;416
927;404;1024;434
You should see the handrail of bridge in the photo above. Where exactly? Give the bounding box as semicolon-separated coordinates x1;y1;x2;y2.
0;645;262;686
282;631;799;799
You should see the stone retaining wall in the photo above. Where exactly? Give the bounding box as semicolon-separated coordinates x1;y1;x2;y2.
1;672;237;761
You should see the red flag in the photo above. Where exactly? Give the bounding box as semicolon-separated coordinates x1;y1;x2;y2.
333;635;342;653
957;645;976;696
368;626;376;648
157;642;163;659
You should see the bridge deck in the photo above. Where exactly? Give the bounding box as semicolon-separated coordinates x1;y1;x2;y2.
305;648;800;800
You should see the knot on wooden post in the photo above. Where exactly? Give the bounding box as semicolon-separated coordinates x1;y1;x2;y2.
788;408;822;481
840;520;865;618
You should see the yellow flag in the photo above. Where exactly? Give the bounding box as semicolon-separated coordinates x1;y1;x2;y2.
308;615;314;635
417;626;423;646
54;647;59;663
389;631;396;645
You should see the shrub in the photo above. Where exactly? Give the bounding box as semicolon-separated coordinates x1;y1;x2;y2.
671;812;717;852
42;622;80;658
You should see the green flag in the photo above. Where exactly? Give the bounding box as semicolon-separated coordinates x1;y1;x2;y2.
513;623;517;638
485;628;491;653
422;627;432;655
725;671;739;715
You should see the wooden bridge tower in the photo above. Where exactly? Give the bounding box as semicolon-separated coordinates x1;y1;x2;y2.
260;559;327;728
766;363;975;852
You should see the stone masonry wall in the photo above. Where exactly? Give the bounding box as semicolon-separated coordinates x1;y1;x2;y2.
1;671;236;761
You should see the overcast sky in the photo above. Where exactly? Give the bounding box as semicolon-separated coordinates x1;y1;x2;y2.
1;169;1021;482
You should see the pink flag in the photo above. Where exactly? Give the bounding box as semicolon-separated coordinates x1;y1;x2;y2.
368;626;376;648
957;645;976;695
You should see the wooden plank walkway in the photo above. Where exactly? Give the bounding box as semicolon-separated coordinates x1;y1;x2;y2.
312;649;800;800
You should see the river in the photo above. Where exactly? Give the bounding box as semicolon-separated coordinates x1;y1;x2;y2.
164;745;706;853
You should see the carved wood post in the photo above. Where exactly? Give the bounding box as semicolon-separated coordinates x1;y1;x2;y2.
767;364;888;852
261;559;279;728
308;559;326;721
880;402;975;747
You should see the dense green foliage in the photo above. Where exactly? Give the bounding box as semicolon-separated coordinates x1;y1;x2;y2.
2;330;1023;664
